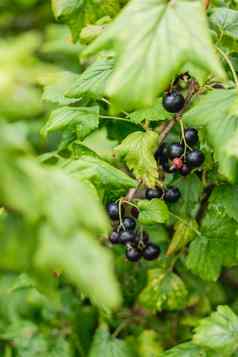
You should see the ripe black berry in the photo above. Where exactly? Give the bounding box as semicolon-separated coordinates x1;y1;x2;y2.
155;143;169;161
161;159;173;173
109;231;121;244
180;163;191;176
162;91;185;113
131;207;139;218
186;149;205;168
126;246;142;262
164;187;181;203
168;143;184;159
123;217;136;231
107;202;123;220
120;230;136;244
145;187;163;200
143;244;160;260
184;128;198;146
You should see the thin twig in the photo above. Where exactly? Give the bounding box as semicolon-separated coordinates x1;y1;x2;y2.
126;180;142;201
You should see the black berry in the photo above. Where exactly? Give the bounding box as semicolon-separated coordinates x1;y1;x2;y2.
180;163;191;176
168;143;184;159
126;246;142;262
107;202;123;220
131;207;139;218
120;230;136;244
162;91;185;113
164;187;181;203
143;244;160;260
123;217;136;231
155;143;169;161
186;149;205;168
145;187;163;200
109;231;121;244
161;159;173;173
184;128;198;146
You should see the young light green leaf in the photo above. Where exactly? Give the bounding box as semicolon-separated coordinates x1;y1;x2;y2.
114;131;159;187
138;198;169;225
89;326;133;357
129;98;170;124
166;220;198;256
63;155;136;200
51;0;120;42
36;227;122;311
139;269;188;312
137;330;163;357
184;89;238;183
84;0;225;112
210;8;238;40
193;305;238;356
161;342;216;357
66;59;113;99
41;106;99;139
42;71;79;105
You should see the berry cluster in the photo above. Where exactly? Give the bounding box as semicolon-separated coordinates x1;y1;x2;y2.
155;128;204;177
107;202;160;262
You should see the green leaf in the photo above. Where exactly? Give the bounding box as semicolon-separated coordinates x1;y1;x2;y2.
210;184;238;223
114;131;159;187
161;342;215;357
184;89;238;183
66;59;113;99
63;155;136;200
210;7;238;40
139;269;188;312
137;330;163;357
36;226;122;311
129;98;170;124
42;71;79;105
0;320;73;357
186;188;238;281
166;220;198;256
194;305;238;356
84;0;224;112
138;199;169;225
51;0;120;42
41;106;99;139
170;174;203;218
89;326;133;357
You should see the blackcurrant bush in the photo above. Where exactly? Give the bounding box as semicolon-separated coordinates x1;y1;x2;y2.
107;202;123;220
180;163;191;176
109;231;121;244
120;230;136;244
126;246;142;262
186;149;205;167
143;243;160;260
168;143;184;159
164;187;181;203
145;187;163;200
123;217;136;231
162;91;185;113
131;207;139;218
184;128;198;146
